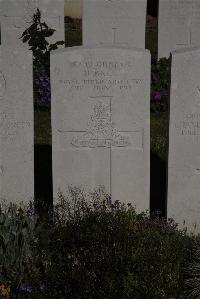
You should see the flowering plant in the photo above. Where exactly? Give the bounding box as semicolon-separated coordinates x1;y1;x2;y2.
151;58;170;113
34;75;51;108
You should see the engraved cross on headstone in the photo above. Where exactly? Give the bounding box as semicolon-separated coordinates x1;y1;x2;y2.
0;71;6;99
58;96;143;194
176;30;192;47
111;27;118;44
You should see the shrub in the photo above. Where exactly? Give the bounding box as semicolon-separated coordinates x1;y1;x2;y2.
0;200;39;297
33;187;193;298
184;238;200;299
1;189;195;298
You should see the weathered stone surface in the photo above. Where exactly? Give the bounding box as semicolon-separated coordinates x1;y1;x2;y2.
168;46;200;233
51;46;150;212
158;0;200;58
1;0;64;48
83;0;147;47
0;46;34;203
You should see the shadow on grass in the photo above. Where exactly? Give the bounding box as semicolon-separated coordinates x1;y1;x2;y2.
34;144;53;222
150;151;166;218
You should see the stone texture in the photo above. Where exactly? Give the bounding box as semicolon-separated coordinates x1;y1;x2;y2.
168;46;200;233
51;46;150;212
83;0;147;47
0;46;34;203
158;0;200;59
1;0;64;48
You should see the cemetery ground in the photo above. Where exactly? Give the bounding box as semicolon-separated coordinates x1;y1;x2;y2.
2;15;200;299
14;21;193;299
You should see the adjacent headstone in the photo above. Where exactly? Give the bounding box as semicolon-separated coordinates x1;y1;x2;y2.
168;46;200;233
158;0;200;59
1;0;64;48
83;0;147;47
0;1;2;40
0;46;34;203
51;46;150;211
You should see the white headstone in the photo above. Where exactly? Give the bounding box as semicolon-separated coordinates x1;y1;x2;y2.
83;0;147;47
158;0;200;59
168;46;200;233
1;0;64;48
0;46;34;203
51;46;150;212
0;1;2;37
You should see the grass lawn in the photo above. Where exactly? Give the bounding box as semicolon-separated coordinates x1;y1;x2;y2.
34;110;51;145
151;112;168;161
65;29;82;47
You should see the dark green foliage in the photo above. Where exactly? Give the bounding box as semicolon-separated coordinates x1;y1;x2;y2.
31;187;193;299
0;190;196;298
20;8;64;111
184;238;200;299
0;201;38;291
20;8;64;68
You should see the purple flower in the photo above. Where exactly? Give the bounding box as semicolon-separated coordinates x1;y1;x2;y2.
37;95;46;103
35;77;50;87
38;283;45;292
39;77;50;87
20;284;32;293
27;208;35;216
154;91;162;101
154;209;162;216
142;220;154;226
35;75;51;104
152;74;160;81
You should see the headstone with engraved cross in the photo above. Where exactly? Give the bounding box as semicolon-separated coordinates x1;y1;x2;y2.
51;46;150;211
83;0;147;47
0;0;64;48
168;47;200;234
0;46;34;203
158;0;200;59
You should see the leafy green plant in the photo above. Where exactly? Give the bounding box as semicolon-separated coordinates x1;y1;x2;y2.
20;8;64;71
20;8;64;110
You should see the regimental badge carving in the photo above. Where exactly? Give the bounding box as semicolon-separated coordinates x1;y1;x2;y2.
71;102;131;148
0;72;6;100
